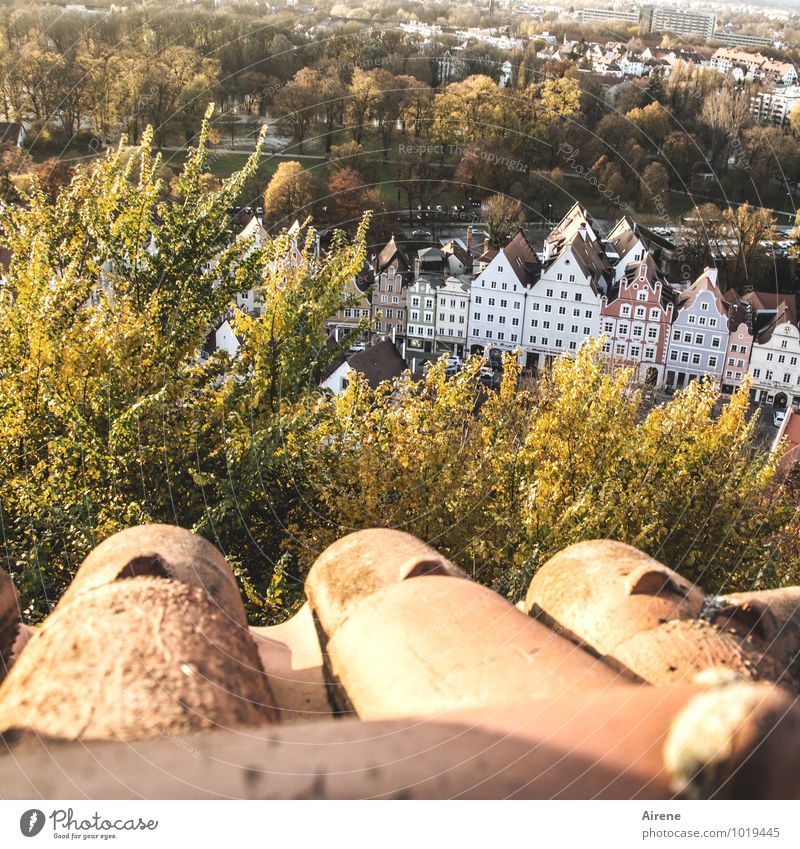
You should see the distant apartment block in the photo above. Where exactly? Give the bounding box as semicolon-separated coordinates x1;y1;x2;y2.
715;31;774;49
751;86;800;128
577;8;640;25
640;6;716;40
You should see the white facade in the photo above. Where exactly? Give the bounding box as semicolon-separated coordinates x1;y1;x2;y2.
435;276;470;355
522;250;603;365
320;360;353;395
467;251;527;354
749;322;800;409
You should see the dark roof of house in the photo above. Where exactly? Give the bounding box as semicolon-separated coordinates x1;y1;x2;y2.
375;235;410;274
440;240;472;268
347;339;407;389
503;229;542;288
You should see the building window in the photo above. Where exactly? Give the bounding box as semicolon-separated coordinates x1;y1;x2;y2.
545;304;552;313
573;308;580;317
700;302;708;311
546;288;553;297
621;305;631;317
488;298;495;306
635;307;645;318
583;327;590;335
532;302;540;311
708;356;717;368
753;368;761;378
699;316;707;326
673;330;680;341
561;290;568;299
688;314;696;324
681;352;689;363
670;350;678;361
604;321;613;333
569;275;575;283
766;370;773;381
767;352;774;361
473;312;480;321
584;310;592;319
575;293;582;302
474;296;482;304
558;306;566;315
500;299;507;308
695;334;704;345
692;353;701;365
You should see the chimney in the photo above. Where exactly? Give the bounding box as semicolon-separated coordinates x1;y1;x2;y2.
466;226;473;251
483;238;489;255
414;257;420;277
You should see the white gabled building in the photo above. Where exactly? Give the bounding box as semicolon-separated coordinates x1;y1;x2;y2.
467;229;540;359
748;303;800;410
520;204;611;371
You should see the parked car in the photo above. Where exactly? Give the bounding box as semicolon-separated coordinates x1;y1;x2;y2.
774;409;787;428
412;228;432;237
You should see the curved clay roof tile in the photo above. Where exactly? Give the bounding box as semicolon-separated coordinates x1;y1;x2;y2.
524;540;705;655
326;574;628;718
57;524;247;628
0;577;278;741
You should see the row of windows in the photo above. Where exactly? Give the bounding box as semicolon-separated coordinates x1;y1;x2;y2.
605;321;659;340
342;308;370;318
408;326;435;337
672;330;721;348
484;330;518;342
686;313;718;327
439;314;466;324
618;304;661;321
752;368;800;386
530;320;592;335
531;303;594;319
380;295;401;305
474;314;521;326
485;280;516;291
411;296;464;308
764;352;798;364
669;350;719;368
602;342;657;361
378;308;406;320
